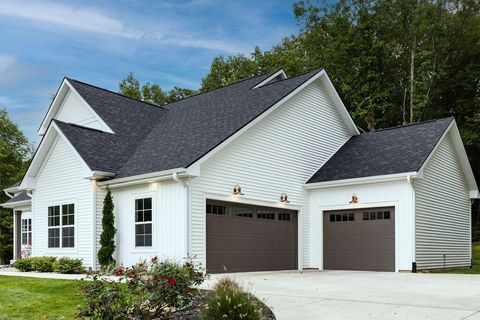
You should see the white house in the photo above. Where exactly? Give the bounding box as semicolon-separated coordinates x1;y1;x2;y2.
2;69;478;272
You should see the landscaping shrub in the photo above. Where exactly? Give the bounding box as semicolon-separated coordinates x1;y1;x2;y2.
52;257;84;274
12;258;33;272
30;256;57;272
77;257;206;319
202;277;264;320
98;190;116;268
473;225;480;242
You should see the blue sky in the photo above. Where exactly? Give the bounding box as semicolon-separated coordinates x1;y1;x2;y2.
0;0;299;144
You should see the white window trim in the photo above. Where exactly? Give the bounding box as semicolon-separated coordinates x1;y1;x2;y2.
46;200;77;251
21;218;32;246
131;192;156;253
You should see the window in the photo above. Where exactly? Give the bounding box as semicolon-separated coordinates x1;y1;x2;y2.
278;213;291;221
48;204;74;248
330;213;354;222
257;210;275;220
363;211;391;221
21;218;32;246
135;198;152;247
206;204;227;215
233;207;253;218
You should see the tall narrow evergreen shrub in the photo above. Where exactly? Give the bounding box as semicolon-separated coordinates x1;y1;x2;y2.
98;190;116;267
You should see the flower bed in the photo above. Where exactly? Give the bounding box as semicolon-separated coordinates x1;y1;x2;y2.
12;256;83;274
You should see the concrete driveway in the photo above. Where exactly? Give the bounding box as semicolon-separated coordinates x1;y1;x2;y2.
201;270;480;320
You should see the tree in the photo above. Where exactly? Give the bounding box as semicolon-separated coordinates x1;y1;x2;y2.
97;190;116;267
0;109;31;264
119;73;197;106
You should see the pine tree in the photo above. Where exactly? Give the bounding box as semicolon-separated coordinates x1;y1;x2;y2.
97;190;116;267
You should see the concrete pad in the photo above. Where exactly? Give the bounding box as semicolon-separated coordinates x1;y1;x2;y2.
200;271;480;319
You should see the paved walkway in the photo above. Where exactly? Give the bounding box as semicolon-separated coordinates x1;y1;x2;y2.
200;270;480;320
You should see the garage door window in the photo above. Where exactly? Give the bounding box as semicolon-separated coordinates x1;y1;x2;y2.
363;211;391;221
278;213;291;221
257;209;275;220
330;213;354;222
207;204;227;215
234;207;253;218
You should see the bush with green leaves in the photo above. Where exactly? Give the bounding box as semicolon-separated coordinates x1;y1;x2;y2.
473;226;480;243
12;258;33;272
98;190;116;268
77;257;206;319
30;256;57;272
52;257;84;274
202;277;264;320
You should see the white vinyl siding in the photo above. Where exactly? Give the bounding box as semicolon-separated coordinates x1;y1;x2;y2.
56;89;106;131
32;136;95;267
111;181;187;267
189;79;352;268
415;133;471;269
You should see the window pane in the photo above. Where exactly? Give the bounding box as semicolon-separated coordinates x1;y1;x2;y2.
206;204;212;213
135;224;144;234
135;235;144;247
384;211;390;220
342;214;348;221
377;212;383;220
144;210;152;222
144;223;152;235
48;228;60;248
370;212;376;220
136;199;143;210
330;214;335;222
234;207;253;218
144;198;152;210
348;213;355;221
279;213;291;221
135;211;142;222
48;206;60;226
363;213;369;220
145;235;152;246
335;214;341;222
62;227;74;248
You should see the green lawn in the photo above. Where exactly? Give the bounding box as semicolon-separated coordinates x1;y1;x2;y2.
0;276;83;319
432;242;480;274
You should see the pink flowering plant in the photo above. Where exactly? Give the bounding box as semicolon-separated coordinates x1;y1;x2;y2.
77;257;206;319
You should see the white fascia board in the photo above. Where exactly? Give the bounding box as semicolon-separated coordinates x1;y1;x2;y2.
470;190;480;199
0;199;31;208
20;122;92;190
417;119;478;194
37;79;114;135
3;186;20;193
97;167;189;188
252;69;288;89
190;69;359;168
304;172;418;189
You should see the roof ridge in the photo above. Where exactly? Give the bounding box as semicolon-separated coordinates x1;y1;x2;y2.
368;117;454;134
162;70;280;109
66;77;169;111
252;68;323;89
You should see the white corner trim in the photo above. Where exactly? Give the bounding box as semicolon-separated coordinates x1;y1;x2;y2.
305;172;417;189
470;190;480;199
190;69;358;168
252;69;288;89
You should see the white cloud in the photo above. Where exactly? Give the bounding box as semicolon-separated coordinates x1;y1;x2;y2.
0;0;244;53
0;54;15;72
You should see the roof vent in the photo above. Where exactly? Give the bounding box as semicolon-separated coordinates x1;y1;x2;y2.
253;70;288;89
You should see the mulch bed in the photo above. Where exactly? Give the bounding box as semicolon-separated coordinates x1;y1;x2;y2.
169;290;276;320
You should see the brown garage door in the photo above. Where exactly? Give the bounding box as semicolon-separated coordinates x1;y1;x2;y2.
324;207;395;272
206;200;297;273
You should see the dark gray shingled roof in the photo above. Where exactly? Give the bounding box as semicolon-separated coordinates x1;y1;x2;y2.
4;191;29;204
307;117;454;183
61;69;322;179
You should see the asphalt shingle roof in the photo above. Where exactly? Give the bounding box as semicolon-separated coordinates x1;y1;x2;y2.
4;191;29;204
62;69;321;179
306;117;454;183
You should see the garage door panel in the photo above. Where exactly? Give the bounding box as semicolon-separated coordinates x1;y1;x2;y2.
324;207;395;272
207;200;297;273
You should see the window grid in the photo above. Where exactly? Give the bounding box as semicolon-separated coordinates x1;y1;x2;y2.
206;204;227;215
278;213;291;221
21;219;32;245
233;207;253;218
48;204;75;248
135;198;153;247
363;211;391;221
329;213;355;222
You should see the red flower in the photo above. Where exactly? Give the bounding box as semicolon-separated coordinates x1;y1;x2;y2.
167;278;176;286
114;267;124;276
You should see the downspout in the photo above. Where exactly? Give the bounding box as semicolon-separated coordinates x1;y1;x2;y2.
407;175;417;273
173;172;190;259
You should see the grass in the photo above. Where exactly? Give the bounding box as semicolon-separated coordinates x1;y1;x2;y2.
431;242;480;274
0;275;83;319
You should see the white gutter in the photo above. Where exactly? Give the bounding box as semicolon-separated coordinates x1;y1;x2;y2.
4;190;14;199
98;168;188;189
304;172;418;189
